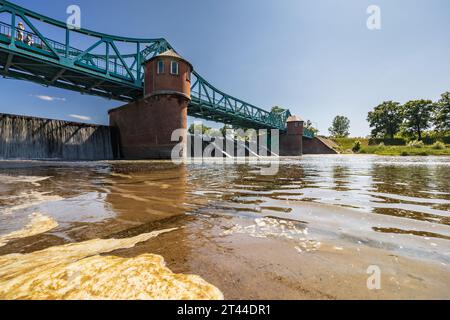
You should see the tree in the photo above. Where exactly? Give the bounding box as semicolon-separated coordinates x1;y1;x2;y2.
188;123;211;135
367;101;403;139
220;124;234;137
305;120;319;135
402;100;434;141
434;92;450;134
271;106;287;114
329;116;350;138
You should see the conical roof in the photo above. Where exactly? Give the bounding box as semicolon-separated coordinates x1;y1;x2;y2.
287;115;304;122
156;49;184;59
149;49;193;69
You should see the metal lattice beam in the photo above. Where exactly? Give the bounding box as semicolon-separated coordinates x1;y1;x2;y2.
0;0;314;136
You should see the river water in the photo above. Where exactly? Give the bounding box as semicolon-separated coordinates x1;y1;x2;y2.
0;155;449;299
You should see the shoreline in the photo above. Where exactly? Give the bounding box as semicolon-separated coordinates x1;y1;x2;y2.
331;137;450;156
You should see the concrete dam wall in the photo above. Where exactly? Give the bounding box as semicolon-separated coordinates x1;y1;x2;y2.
0;113;336;161
0;113;115;160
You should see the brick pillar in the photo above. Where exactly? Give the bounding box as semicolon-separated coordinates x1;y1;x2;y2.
109;50;192;159
280;115;304;156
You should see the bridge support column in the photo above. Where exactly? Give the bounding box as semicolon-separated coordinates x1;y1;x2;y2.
280;116;304;156
109;50;193;159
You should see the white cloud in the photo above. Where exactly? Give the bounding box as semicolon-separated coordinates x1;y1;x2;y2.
69;114;92;121
31;95;66;102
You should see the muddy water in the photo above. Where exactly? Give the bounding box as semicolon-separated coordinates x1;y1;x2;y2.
0;155;449;299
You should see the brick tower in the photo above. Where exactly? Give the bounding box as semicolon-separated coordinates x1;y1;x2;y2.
109;50;193;159
280;115;304;156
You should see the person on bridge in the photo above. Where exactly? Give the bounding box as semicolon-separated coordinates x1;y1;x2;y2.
25;33;34;46
17;22;25;42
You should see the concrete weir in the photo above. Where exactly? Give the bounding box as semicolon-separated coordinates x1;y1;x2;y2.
0;112;336;161
0;113;115;160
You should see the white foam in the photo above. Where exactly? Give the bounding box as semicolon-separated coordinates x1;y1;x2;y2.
0;191;63;215
0;175;52;186
223;217;321;253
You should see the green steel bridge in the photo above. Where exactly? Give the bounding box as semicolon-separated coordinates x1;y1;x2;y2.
0;0;314;137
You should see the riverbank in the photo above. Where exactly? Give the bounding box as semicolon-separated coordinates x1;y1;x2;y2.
333;138;450;156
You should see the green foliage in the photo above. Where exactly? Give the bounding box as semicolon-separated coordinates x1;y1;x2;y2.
434;92;450;134
329;116;350;138
352;140;362;153
366;92;450;142
402;100;434;141
271;106;287;114
407;140;425;148
332;137;367;153
368;138;406;146
432;141;446;150
367;101;403;139
421;135;450;145
220;124;233;137
206;128;223;137
333;138;450;156
305;120;319;135
188;123;211;135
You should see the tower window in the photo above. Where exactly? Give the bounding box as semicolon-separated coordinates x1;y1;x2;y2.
157;60;165;74
170;61;179;75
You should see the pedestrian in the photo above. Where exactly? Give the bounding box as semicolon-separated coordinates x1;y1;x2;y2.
17;22;25;42
25;33;33;46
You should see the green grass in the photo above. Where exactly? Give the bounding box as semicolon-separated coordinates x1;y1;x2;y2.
332;138;450;156
359;145;450;156
333;138;370;153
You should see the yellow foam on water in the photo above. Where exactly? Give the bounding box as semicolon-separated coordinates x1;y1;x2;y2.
0;228;223;300
0;212;58;247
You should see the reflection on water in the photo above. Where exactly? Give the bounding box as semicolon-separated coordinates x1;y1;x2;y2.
0;155;449;299
0;213;58;247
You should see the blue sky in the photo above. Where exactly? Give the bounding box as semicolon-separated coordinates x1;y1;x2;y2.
1;0;449;136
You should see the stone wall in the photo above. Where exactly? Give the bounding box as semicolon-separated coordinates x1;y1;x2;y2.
303;137;338;154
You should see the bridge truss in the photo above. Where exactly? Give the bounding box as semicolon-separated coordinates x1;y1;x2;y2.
0;0;314;136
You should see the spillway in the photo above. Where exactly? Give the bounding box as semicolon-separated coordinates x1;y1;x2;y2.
0;113;114;160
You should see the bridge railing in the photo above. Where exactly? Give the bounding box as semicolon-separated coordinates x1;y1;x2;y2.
0;21;139;80
190;71;291;131
0;0;171;87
